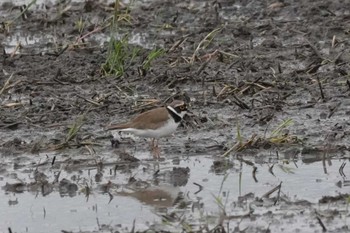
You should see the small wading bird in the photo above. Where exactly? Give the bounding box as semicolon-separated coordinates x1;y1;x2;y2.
107;100;189;158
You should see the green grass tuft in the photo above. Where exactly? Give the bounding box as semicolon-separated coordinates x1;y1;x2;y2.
142;48;165;71
65;115;85;143
102;36;141;77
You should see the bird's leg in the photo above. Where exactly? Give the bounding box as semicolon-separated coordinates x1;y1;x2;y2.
150;138;155;150
151;139;161;159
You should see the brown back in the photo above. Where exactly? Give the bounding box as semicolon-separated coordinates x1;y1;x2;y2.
108;107;169;130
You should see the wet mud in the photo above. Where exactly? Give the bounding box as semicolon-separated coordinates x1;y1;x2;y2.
1;0;350;232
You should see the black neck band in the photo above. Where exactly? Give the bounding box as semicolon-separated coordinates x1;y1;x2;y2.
166;107;182;123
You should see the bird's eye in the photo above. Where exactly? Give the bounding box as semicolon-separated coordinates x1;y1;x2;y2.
179;105;186;111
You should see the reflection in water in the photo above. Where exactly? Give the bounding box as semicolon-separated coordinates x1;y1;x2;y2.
0;152;348;233
116;185;182;208
59;178;78;197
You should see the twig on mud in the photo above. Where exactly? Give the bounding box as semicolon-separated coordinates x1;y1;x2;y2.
0;73;14;95
52;68;65;85
328;102;341;118
221;134;257;157
217;84;237;99
332;35;337;48
252;166;258;183
221;141;240;157
262;182;282;199
315;214;327;232
76;94;101;106
75;23;111;43
55;45;69;57
130;219;136;233
108;191;113;204
217;77;265;100
196;60;209;75
53;170;62;183
96;217;101;230
268;164;275;176
112;85;132;98
316;76;325;101
333;51;343;64
65;115;85;143
2;102;23;108
49;107;95;150
85;145;96;156
210;224;226;233
190;27;223;64
130;99;161;113
0;122;21;129
306;39;325;61
236;134;257;151
8;0;37;24
270;119;293;138
232;93;250;110
10;42;22;57
167;36;189;53
277;62;282;74
70;141;104;147
339;161;346;177
306;64;322;74
193;182;203;194
222;119;297;156
51;156;56;166
239;77;265;95
237;156;255;167
199;48;233;63
47;5;72;24
346;80;350;91
274;181;282;205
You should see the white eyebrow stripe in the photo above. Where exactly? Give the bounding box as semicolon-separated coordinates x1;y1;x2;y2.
167;106;181;117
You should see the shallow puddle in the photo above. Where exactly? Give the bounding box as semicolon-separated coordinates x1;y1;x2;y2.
0;148;348;232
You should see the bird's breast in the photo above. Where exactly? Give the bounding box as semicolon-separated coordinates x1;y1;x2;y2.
120;119;179;138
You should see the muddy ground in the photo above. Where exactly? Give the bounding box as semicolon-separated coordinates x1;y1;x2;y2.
0;0;350;232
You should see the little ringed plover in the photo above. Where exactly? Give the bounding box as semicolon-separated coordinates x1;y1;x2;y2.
107;100;188;158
